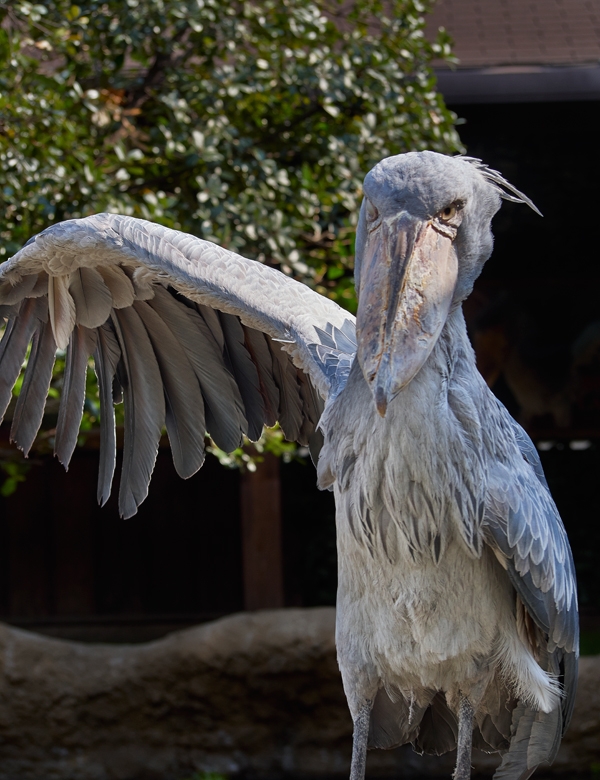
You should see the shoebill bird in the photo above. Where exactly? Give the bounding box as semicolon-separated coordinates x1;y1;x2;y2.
0;152;578;779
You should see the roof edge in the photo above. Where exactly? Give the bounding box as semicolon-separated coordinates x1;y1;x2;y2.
434;64;600;104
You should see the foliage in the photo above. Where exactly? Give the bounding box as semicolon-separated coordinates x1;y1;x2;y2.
0;459;30;496
0;0;461;471
0;0;461;301
208;424;302;471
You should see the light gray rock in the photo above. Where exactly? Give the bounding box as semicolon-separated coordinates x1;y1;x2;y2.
0;608;596;779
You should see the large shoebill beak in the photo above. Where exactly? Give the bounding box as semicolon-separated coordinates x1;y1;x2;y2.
356;212;458;416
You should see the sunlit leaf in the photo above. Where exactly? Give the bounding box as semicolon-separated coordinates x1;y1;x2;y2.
0;0;460;466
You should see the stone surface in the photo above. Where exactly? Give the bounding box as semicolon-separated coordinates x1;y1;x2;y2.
0;608;596;779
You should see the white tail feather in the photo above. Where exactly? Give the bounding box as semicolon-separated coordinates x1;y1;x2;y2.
496;632;562;713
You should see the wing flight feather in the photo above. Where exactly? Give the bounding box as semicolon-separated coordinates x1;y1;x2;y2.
95;323;121;506
268;336;304;443
241;326;280;427
55;325;98;468
10;316;56;456
218;312;265;441
111;306;166;519
0;214;357;515
149;289;247;453
0;297;48;422
133;299;206;479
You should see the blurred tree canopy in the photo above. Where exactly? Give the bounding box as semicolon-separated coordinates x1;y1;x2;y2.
0;0;461;310
0;0;461;474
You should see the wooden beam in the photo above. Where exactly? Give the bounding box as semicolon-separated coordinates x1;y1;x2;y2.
240;452;284;610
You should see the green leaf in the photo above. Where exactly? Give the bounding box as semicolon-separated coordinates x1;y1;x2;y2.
0;0;461;461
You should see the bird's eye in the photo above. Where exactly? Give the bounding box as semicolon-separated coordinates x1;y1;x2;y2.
437;201;464;224
440;204;457;222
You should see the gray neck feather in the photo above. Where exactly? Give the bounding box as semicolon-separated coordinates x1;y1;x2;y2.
319;308;494;561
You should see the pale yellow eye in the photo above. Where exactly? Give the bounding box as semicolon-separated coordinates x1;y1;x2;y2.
440;204;457;222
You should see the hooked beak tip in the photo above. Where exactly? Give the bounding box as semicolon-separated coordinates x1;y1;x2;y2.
375;386;388;417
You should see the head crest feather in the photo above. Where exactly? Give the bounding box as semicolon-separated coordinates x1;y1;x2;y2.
460;156;542;216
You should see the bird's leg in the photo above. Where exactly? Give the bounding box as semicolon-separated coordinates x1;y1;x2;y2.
349;700;371;780
453;694;474;780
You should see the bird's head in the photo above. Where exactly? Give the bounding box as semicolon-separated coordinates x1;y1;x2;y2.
354;151;540;416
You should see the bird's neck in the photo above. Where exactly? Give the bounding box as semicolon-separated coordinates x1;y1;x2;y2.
385;305;484;409
402;305;490;434
318;305;491;557
320;305;489;477
434;305;481;387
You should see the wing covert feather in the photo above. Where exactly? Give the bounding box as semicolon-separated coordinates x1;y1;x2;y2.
0;274;37;305
49;274;76;351
3;213;355;396
69;267;113;328
97;265;135;309
0;214;358;515
483;401;578;772
485;461;578;652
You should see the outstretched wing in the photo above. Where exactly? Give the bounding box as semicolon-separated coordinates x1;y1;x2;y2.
483;401;578;777
0;214;356;517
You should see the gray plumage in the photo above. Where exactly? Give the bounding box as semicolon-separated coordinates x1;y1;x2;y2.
267;335;305;443
0;297;48;421
69;267;113;329
111;305;166;519
0;273;38;305
0;151;578;779
241;325;281;427
11;315;56;455
96;265;135;309
55;325;98;468
218;312;265;441
155;292;247;453
48;274;76;350
296;366;324;446
94;322;121;506
132;299;206;479
318;152;577;780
